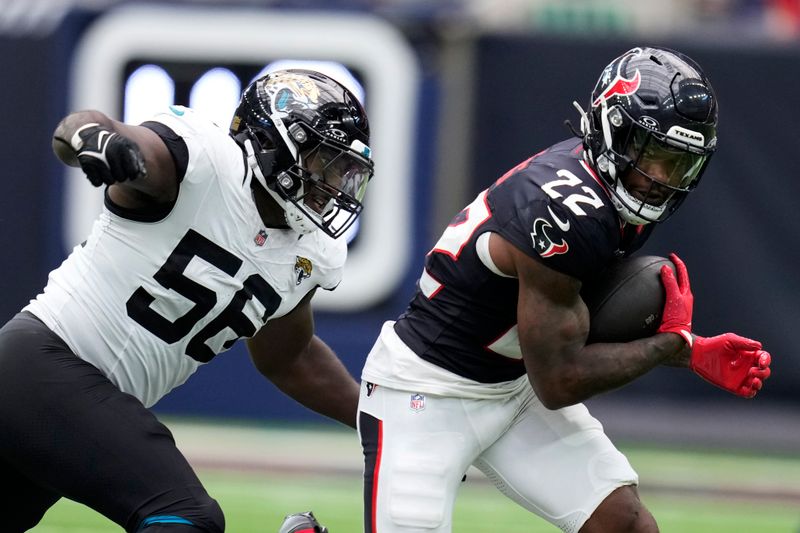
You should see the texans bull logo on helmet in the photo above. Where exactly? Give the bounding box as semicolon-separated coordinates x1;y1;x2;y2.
592;48;643;108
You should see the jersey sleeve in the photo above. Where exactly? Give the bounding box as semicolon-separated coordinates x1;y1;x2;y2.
486;164;618;281
144;105;240;187
141;120;189;181
318;236;348;291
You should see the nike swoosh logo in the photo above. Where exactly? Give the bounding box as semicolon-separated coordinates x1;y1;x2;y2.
547;205;570;232
169;105;185;116
96;130;111;150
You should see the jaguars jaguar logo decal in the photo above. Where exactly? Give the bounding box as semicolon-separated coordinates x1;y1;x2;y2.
268;73;322;114
531;218;569;258
294;256;313;285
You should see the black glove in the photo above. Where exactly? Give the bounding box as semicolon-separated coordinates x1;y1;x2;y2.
71;123;147;186
278;511;328;533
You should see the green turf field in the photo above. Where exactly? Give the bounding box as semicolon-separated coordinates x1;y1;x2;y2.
33;421;800;532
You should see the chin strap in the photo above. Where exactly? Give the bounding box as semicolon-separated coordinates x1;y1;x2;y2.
572;100;606;174
572;101;591;137
612;181;657;225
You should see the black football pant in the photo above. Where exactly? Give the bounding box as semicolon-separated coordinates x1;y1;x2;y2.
0;312;224;532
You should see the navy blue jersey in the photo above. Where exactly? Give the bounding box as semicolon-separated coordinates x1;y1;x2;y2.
394;138;654;383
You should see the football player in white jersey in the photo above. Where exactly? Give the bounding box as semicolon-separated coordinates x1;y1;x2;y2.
0;69;373;532
357;47;772;533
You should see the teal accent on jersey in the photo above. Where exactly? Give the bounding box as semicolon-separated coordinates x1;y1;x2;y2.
169;105;185;116
140;515;194;528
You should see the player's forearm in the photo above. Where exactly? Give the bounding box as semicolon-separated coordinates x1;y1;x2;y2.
577;333;686;394
263;336;359;428
660;335;693;367
527;333;685;409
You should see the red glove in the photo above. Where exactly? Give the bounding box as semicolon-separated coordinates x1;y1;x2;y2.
657;253;694;346
690;333;772;398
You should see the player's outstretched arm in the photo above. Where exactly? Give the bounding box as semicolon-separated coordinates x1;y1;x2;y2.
489;233;686;410
247;291;359;428
52;110;178;206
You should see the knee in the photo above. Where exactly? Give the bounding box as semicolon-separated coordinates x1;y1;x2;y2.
581;486;657;533
200;497;225;533
617;501;657;533
136;494;225;532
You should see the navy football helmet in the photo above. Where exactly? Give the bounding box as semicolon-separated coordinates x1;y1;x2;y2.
230;69;373;238
573;46;718;224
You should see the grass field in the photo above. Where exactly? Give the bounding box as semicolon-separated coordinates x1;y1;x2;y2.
34;420;800;532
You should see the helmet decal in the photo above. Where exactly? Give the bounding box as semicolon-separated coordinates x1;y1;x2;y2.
638;116;660;130
666;125;705;148
323;128;348;144
592;68;641;108
267;72;323;113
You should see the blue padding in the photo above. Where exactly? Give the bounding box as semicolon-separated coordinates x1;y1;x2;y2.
139;514;194;529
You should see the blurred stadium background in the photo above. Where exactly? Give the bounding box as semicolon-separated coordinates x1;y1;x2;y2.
1;0;798;530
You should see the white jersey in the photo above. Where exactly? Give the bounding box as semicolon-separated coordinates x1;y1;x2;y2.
25;106;346;408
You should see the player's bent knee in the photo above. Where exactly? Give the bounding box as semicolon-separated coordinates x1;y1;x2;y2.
199;497;225;533
136;495;225;532
581;485;657;533
137;513;224;532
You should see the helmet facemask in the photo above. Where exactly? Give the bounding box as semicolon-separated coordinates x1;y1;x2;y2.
271;122;373;238
597;103;713;225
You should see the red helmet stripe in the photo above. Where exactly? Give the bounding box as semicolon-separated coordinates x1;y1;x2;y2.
592;69;641;107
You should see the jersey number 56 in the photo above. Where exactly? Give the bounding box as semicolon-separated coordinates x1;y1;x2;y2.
126;229;281;362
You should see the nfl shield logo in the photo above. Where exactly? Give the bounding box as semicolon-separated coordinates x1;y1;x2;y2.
254;229;268;246
409;393;425;412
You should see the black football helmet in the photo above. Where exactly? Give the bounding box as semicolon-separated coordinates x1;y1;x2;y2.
573;46;718;224
230;69;374;238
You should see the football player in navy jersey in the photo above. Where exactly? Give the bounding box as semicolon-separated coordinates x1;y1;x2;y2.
0;70;372;532
358;47;772;533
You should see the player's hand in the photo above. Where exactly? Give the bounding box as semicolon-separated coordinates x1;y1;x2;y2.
657;253;693;346
278;511;329;533
70;123;146;186
690;333;772;398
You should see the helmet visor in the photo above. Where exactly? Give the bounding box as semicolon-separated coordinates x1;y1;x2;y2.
305;143;373;204
629;129;709;192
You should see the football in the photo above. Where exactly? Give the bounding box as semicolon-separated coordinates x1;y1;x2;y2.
580;255;675;344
